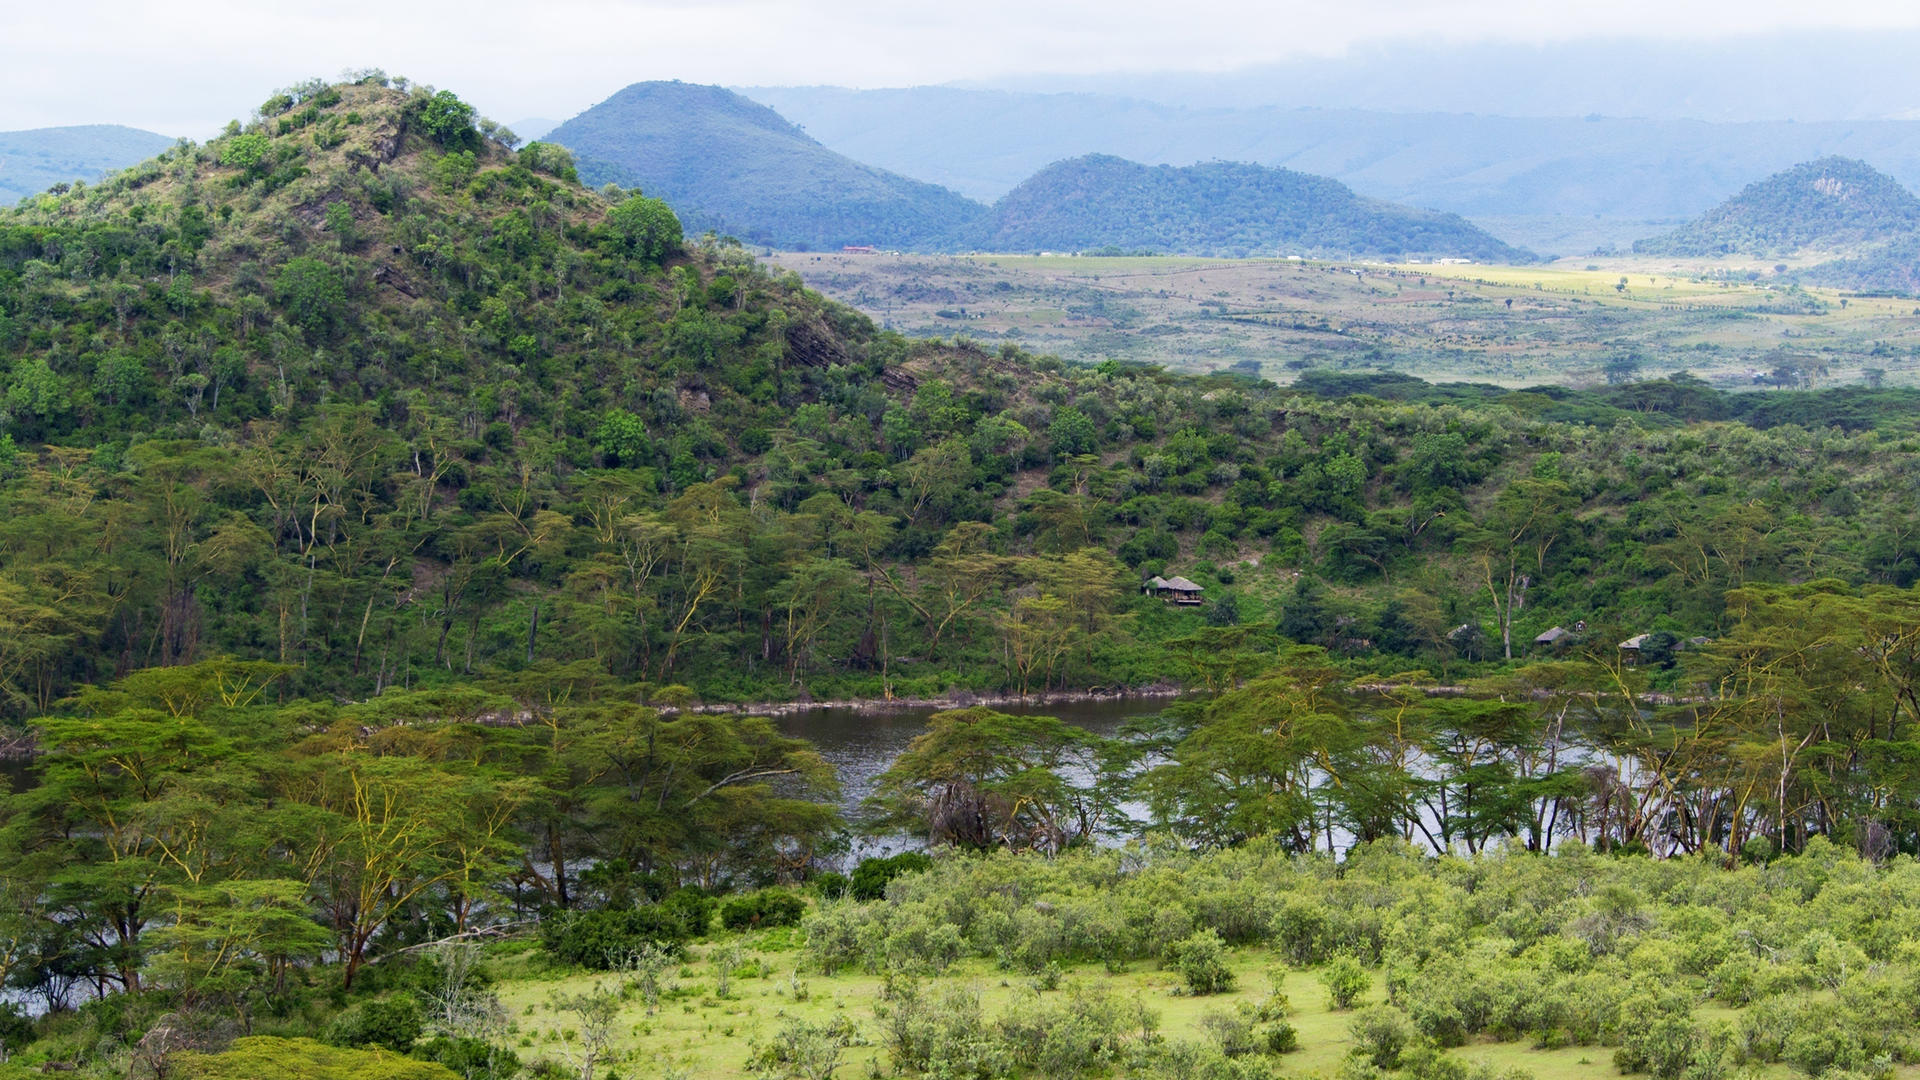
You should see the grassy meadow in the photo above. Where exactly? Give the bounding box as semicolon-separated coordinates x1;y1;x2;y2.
485;912;1873;1080
492;939;1520;1080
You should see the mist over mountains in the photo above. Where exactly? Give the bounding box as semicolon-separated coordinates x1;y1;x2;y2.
544;82;1525;260
960;31;1920;122
741;85;1920;231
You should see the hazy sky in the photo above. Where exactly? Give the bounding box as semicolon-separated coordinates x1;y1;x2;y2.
8;0;1920;135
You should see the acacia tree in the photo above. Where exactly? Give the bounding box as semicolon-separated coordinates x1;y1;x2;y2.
1465;474;1575;660
1142;647;1357;851
569;703;838;884
866;707;1119;852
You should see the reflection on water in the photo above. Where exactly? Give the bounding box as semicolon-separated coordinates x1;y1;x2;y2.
1;756;30;794
773;697;1175;858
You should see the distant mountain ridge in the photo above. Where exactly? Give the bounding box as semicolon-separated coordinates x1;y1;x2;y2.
549;82;1529;260
738;85;1920;238
1635;157;1920;257
546;81;987;250
979;154;1531;261
0;124;174;206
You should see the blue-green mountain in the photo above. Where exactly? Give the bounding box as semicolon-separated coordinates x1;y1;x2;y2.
979;154;1532;261
546;81;987;251
0;124;175;206
1635;157;1920;257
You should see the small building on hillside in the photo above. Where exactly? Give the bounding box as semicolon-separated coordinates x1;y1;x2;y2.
1534;619;1587;651
1145;575;1206;605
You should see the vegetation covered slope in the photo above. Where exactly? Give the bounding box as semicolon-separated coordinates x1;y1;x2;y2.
1801;232;1920;295
0;124;175;206
973;154;1533;260
16;74;1920;1080
1635;156;1920;257
547;81;987;251
5;66;1920;720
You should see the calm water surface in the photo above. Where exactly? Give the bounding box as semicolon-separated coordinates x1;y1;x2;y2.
774;697;1175;856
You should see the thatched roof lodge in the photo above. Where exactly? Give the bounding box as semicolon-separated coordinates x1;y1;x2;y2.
1145;575;1205;605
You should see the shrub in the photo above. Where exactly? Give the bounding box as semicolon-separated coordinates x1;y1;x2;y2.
1167;929;1236;995
218;133;271;172
850;852;934;901
1263;1020;1300;1054
802;898;880;973
1783;1026;1875;1078
1271;895;1332;965
605;194;682;263
721;888;807;931
173;1036;458;1079
1128;1038;1281;1080
1323;955;1372;1010
1611;993;1699;1080
749;1014;856;1080
1401;1044;1469;1080
412;91;479;151
1348;1005;1416;1069
660;886;717;936
324;994;422;1053
997;985;1156;1074
1201;1007;1262;1057
539;905;695;970
412;1037;518;1080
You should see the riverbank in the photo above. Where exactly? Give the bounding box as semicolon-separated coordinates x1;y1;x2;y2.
683;683;1186;718
0;726;35;761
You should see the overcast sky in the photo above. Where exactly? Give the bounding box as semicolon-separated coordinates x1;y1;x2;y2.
8;0;1920;136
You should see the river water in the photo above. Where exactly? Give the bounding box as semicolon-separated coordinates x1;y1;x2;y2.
772;696;1177;857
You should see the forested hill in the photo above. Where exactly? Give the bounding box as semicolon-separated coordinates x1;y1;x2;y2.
0;124;175;207
973;154;1533;260
546;81;988;251
5;73;1920;719
1635;156;1920;257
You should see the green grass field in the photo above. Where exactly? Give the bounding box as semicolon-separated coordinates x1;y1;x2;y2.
487;932;1875;1080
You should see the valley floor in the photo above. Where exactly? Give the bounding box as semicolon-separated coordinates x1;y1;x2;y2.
769;251;1920;387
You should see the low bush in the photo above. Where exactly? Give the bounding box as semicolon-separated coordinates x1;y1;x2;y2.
539;904;697;970
720;888;807;931
1349;1005;1416;1069
324;993;422;1053
1323;955;1372;1010
850;852;934;901
1167;929;1236;995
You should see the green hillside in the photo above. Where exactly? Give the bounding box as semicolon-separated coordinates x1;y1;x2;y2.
1635;156;1920;257
0;124;175;206
16;74;1920;1080
1802;233;1920;294
974;154;1533;260
2;76;1920;712
546;80;987;250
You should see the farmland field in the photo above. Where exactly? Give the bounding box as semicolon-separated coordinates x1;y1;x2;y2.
768;251;1920;387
